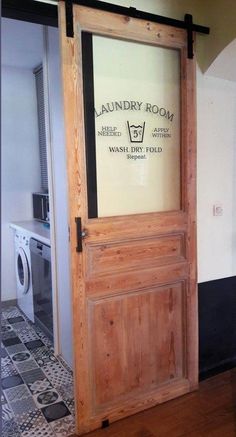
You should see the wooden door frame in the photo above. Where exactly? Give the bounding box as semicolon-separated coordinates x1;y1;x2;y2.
59;2;197;434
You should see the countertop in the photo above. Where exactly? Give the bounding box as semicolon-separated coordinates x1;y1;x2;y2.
10;220;50;246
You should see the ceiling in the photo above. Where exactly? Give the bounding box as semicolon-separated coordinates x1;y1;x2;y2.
2;18;44;69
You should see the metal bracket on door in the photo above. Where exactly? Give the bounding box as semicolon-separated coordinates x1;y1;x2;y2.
185;14;194;59
65;0;74;38
75;217;86;252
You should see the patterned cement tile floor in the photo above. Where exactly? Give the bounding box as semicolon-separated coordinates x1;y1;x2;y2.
1;305;75;437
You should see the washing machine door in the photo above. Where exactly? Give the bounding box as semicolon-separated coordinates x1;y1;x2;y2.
15;247;30;294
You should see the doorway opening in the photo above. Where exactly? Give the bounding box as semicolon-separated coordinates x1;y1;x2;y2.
1;13;75;436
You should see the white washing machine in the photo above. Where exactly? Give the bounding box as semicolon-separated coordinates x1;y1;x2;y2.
14;230;34;322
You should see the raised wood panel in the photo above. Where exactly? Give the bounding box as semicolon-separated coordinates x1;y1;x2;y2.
86;262;188;297
86;234;185;277
88;282;185;411
84;211;187;242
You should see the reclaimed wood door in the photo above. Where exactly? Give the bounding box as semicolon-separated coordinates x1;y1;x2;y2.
59;2;197;435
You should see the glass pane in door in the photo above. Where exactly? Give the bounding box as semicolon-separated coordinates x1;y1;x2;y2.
84;34;181;218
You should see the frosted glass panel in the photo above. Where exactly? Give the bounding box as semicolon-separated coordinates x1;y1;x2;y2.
92;35;181;217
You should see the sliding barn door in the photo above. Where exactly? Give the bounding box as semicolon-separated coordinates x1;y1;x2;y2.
59;2;197;434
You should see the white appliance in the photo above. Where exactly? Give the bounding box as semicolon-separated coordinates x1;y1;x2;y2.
14;230;34;322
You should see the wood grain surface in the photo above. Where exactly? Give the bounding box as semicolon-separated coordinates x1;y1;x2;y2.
59;2;197;434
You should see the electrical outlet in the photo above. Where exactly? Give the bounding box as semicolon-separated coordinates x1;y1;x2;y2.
213;203;223;216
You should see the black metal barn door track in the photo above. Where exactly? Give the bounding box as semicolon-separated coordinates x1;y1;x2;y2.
64;0;210;59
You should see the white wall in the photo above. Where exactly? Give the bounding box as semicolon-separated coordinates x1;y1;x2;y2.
45;27;73;367
197;69;236;282
1;66;41;300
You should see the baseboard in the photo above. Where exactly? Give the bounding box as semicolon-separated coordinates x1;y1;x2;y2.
1;299;17;309
199;357;236;381
198;276;236;380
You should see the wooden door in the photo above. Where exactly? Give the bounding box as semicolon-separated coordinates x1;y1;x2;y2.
59;2;197;435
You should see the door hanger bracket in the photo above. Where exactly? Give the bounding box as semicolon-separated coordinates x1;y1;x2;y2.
185;14;194;59
65;0;74;38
